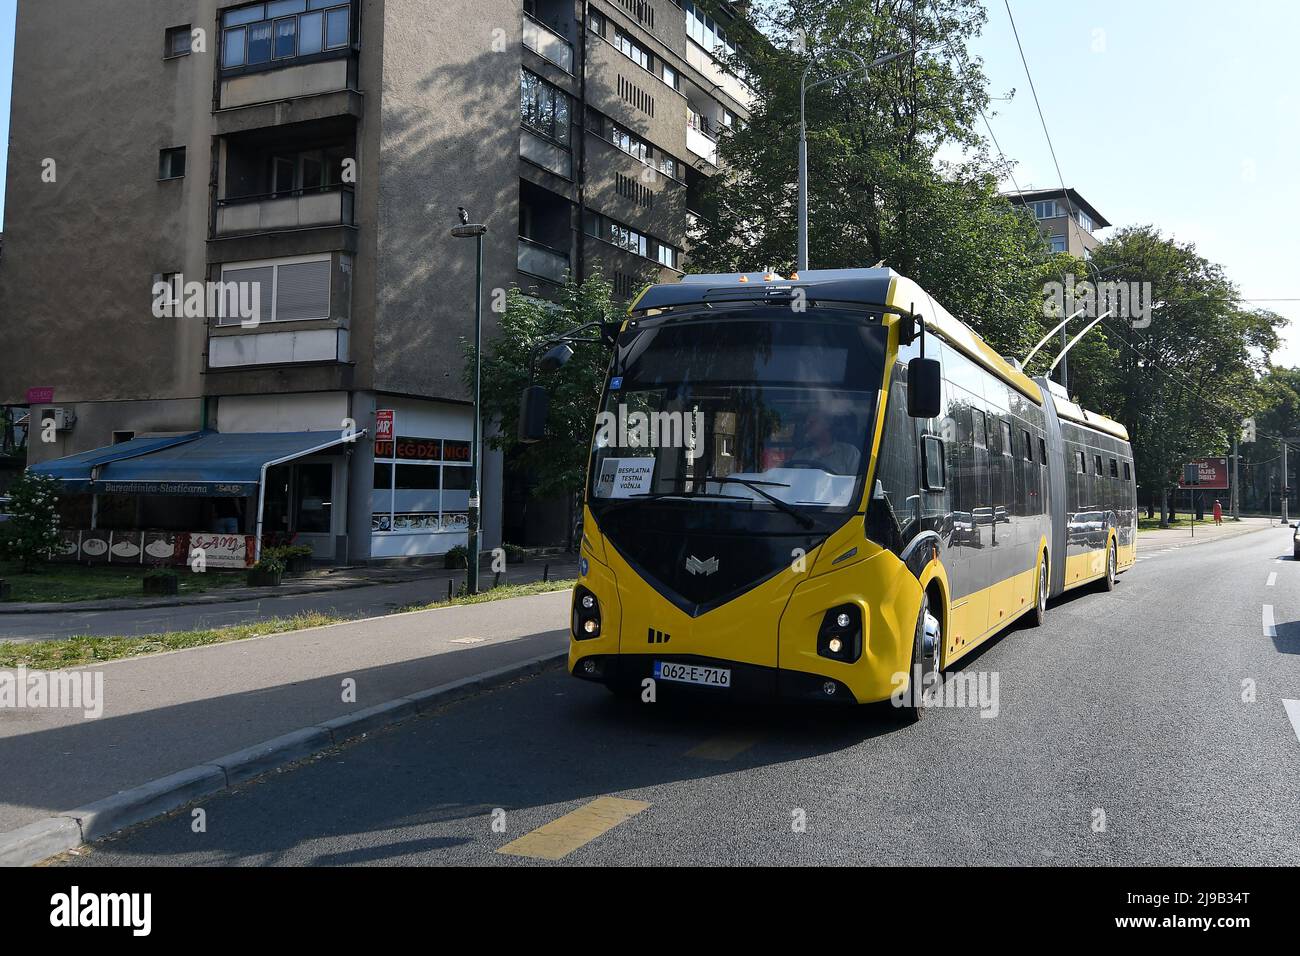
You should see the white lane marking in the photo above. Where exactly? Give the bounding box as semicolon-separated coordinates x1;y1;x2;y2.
1268;572;1278;587
1284;700;1300;745
1263;605;1277;638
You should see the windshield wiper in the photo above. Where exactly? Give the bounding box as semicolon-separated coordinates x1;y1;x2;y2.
699;475;814;528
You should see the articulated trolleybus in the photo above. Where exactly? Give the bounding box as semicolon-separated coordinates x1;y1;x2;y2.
524;268;1136;715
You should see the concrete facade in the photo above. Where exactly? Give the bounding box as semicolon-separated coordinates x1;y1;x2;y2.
0;0;754;560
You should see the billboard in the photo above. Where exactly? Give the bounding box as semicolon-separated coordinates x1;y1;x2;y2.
1178;457;1229;489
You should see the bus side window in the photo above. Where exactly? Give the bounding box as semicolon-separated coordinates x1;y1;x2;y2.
922;434;946;490
1039;436;1047;466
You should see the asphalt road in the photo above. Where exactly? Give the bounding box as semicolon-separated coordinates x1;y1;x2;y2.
0;560;578;642
61;526;1300;865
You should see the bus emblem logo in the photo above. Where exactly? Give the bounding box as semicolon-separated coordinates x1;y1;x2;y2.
685;555;719;576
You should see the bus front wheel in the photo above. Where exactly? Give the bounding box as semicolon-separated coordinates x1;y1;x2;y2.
899;593;941;722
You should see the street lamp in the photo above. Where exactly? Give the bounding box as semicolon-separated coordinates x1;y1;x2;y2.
452;208;488;594
798;46;914;272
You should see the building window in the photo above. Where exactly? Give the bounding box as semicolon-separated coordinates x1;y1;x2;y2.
1039;437;1047;465
1031;199;1060;219
221;1;351;72
1094;453;1104;475
1123;461;1132;482
615;28;651;70
1048;235;1067;254
584;211;651;258
1022;429;1033;462
662;64;678;89
610;123;650;163
158;147;187;180
218;254;332;326
656;243;678;269
1109;457;1119;478
587;8;607;37
1077;450;1087;474
372;436;474;535
165;25;192;58
685;1;734;56
1076;210;1094;232
521;69;572;146
972;409;987;449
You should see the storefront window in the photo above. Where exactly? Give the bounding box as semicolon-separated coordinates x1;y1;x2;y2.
371;435;473;534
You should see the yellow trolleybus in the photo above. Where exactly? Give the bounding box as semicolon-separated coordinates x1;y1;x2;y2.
521;268;1136;715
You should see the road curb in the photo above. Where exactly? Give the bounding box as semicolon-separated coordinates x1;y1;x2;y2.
0;648;567;866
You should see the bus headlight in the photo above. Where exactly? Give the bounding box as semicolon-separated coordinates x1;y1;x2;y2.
572;586;601;640
817;604;862;663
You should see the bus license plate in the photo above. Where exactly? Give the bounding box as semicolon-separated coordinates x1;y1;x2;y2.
653;661;731;688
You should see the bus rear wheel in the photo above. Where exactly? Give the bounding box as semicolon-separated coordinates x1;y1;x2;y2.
1031;554;1048;627
1102;540;1118;592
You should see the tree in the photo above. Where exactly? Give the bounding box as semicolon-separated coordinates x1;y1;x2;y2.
466;276;621;537
1061;226;1282;524
2;471;62;571
689;0;1066;356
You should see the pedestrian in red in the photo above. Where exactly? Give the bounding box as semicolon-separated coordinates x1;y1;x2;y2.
1213;499;1223;526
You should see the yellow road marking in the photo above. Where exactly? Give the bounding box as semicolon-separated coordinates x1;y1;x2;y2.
686;733;758;761
497;796;650;860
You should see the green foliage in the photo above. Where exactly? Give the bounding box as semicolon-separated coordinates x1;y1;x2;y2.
688;0;1063;354
1;471;62;572
251;556;285;575
444;544;469;569
1063;226;1282;509
144;568;178;582
467;275;620;500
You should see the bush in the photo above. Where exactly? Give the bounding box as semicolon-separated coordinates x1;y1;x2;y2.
1;471;62;571
444;544;469;569
252;556;286;574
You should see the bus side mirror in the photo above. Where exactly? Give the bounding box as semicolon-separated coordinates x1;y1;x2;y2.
519;385;550;443
907;357;941;418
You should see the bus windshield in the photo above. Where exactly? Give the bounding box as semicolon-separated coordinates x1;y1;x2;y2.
589;312;889;520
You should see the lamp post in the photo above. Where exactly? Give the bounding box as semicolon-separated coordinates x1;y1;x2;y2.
452;209;488;594
798;46;913;272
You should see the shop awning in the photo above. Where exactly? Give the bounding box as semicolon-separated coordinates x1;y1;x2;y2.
33;430;361;497
31;432;204;492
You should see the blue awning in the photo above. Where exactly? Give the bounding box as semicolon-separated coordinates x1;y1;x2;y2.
33;430;359;497
31;433;204;491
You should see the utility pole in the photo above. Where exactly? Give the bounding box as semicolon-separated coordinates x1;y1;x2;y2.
1231;433;1239;521
1284;439;1290;526
452;210;489;594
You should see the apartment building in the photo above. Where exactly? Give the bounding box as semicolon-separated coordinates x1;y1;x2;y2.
0;0;754;563
1005;186;1111;258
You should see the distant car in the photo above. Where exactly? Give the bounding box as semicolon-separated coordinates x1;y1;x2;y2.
1293;522;1299;560
0;496;12;524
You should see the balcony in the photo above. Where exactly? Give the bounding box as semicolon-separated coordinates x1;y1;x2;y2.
518;237;570;285
686;125;718;166
520;128;572;179
216;185;355;237
685;39;755;110
522;14;573;72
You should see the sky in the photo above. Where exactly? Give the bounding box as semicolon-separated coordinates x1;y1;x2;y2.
950;0;1300;366
0;0;1295;360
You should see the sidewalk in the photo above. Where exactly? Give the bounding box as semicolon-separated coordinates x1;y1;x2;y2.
0;588;573;859
0;556;580;643
1137;514;1279;549
0;551;575;614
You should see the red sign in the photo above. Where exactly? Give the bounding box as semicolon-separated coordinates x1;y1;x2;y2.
26;386;55;404
395;436;443;461
375;410;394;458
1178;457;1229;490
